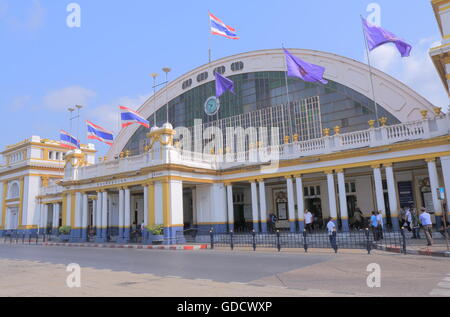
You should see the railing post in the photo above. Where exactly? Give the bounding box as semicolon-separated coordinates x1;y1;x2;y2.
209;228;214;250
252;230;256;251
365;228;371;254
400;227;407;254
303;230;308;253
230;231;234;251
276;230;281;252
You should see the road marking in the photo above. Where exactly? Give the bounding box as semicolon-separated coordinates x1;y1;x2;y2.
430;274;450;297
437;282;450;289
430;288;450;296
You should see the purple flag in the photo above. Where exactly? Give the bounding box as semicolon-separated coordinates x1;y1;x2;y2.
215;72;235;98
361;17;412;57
283;49;328;85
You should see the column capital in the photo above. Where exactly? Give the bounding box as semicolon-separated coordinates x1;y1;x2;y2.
293;174;302;179
425;158;436;163
284;175;293;180
371;164;381;169
257;178;265;184
335;169;344;174
324;169;334;175
249;180;257;184
384;162;393;168
224;182;232;186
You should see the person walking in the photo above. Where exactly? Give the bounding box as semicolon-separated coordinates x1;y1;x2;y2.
326;217;338;253
370;211;379;241
404;207;412;232
304;210;313;234
419;208;434;246
376;211;384;240
269;213;278;233
411;207;421;239
353;208;364;230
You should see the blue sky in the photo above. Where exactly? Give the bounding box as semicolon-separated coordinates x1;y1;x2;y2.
0;0;447;156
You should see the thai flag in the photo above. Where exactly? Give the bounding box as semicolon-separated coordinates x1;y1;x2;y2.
86;120;114;146
60;130;80;150
120;106;150;129
209;12;239;40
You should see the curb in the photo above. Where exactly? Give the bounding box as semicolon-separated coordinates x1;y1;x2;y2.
42;242;208;251
376;245;450;258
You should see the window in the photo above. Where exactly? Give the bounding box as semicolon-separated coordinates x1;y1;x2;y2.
231;61;244;72
196;72;208;83
182;79;192;90
8;182;20;199
214;66;226;75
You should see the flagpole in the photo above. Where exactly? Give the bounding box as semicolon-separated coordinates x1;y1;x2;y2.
281;45;294;139
360;16;380;127
208;11;212;63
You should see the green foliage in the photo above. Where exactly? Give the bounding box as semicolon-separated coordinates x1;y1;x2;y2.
146;225;164;235
59;226;71;235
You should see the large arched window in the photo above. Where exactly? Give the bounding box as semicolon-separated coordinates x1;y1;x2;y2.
8;182;20;199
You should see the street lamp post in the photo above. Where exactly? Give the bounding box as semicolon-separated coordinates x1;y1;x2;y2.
150;73;159;126
162;67;171;124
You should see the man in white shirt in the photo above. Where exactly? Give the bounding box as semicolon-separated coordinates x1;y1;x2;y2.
304;210;313;233
419;208;433;246
326;217;338;253
376;211;384;240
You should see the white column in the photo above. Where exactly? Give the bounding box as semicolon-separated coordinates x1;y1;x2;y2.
96;192;102;229
326;171;338;220
286;177;296;232
226;184;234;230
295;175;305;231
250;181;259;231
143;185;148;226
385;163;400;229
53;203;60;228
82;194;88;229
92;199;97;228
441;156;450;215
102;191;108;231
124;188;131;229
337;170;349;230
372;165;386;218
75;192;82;229
258;180;267;231
427;158;442;215
118;188;124;231
42;204;49;229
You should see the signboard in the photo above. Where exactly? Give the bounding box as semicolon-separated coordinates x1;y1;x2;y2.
437;187;446;201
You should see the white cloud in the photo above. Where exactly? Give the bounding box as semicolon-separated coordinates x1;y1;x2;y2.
0;0;45;31
10;95;31;111
368;37;449;112
42;86;97;111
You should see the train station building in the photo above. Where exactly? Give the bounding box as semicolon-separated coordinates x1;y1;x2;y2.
0;1;449;244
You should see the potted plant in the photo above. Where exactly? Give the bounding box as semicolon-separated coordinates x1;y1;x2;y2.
147;225;164;245
59;226;71;242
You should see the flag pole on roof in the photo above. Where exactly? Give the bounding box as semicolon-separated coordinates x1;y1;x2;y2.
281;44;294;139
360;15;412;127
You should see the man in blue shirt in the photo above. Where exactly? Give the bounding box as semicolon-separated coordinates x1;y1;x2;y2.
419;208;433;246
370;211;379;241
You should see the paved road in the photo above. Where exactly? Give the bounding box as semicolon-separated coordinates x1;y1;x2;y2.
0;244;449;296
0;244;331;283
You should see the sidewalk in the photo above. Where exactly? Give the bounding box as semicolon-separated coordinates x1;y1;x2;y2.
376;235;450;257
41;242;209;251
